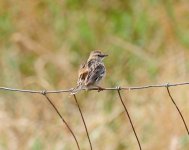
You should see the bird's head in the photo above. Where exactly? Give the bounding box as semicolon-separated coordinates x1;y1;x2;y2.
88;50;108;62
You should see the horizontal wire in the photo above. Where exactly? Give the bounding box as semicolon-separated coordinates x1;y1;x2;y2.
0;82;189;94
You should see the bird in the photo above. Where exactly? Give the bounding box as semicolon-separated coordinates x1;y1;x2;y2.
71;50;108;94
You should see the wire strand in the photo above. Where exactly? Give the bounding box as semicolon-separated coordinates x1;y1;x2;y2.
0;81;189;94
1;81;189;148
73;94;93;150
166;85;189;135
42;93;80;150
117;88;142;150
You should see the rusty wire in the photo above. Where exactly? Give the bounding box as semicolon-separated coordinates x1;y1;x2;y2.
117;87;142;150
0;81;189;94
73;94;92;150
41;91;80;150
0;81;189;149
166;84;189;135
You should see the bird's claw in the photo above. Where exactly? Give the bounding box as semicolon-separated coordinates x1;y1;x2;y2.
97;87;104;92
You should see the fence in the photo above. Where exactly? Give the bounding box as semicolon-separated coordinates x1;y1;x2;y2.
0;81;189;150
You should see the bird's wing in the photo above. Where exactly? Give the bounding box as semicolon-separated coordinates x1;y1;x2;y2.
77;63;89;86
71;63;89;95
85;63;105;86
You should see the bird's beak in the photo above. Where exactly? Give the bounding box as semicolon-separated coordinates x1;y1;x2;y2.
100;54;108;57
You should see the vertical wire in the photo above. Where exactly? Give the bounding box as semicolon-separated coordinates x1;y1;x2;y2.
43;94;80;150
166;85;189;135
73;94;93;150
117;89;142;150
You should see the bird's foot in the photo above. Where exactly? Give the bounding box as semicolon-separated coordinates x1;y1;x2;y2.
97;86;104;92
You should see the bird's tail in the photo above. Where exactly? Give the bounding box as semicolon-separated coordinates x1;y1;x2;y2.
70;84;84;95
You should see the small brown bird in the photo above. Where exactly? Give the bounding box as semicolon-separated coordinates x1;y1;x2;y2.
71;50;108;94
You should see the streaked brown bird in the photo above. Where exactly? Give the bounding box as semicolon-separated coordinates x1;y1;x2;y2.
71;50;108;94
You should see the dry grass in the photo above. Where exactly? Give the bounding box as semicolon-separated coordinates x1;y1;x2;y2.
0;0;189;149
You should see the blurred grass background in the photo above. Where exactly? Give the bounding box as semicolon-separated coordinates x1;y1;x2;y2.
0;0;189;149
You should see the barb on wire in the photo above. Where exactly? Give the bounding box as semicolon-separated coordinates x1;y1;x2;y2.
117;87;142;150
0;81;189;93
166;84;189;135
73;94;93;150
41;91;80;150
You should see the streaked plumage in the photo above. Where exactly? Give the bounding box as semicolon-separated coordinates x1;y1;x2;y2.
71;50;108;94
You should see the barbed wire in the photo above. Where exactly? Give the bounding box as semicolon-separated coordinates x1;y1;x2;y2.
0;81;189;150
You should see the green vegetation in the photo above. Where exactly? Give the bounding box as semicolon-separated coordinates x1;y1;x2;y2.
0;0;189;149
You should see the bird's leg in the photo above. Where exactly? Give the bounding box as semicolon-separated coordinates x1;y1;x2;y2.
95;85;104;92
